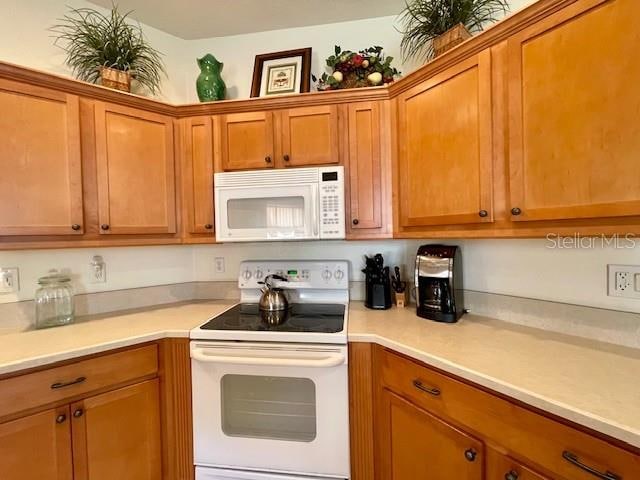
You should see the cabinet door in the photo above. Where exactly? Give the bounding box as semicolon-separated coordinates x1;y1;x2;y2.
508;0;640;222
71;379;161;480
397;51;493;228
0;79;84;236
486;447;549;480
0;407;73;480
345;101;391;237
182;116;215;235
280;105;340;167
377;389;484;480
95;102;176;235
219;112;274;170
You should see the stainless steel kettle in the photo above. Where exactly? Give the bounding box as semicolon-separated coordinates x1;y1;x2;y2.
258;274;289;312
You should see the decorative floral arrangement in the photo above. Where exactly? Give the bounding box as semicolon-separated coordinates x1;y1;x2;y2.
313;46;400;91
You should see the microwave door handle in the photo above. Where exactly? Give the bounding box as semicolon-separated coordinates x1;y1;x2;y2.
311;186;319;237
191;348;345;368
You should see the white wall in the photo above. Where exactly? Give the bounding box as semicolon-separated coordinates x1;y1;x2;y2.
2;239;640;314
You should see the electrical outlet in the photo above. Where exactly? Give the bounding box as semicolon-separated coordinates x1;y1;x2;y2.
607;264;640;298
214;257;225;274
0;268;20;294
89;255;106;284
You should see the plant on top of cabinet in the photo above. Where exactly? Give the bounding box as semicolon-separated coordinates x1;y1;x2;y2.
400;0;509;60
51;5;165;94
314;45;400;90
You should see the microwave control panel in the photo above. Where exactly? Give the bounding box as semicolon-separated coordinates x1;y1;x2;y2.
318;167;345;239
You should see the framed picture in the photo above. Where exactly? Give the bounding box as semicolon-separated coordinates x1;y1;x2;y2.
250;48;312;98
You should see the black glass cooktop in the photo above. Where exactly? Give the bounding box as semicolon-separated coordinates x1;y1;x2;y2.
200;303;345;333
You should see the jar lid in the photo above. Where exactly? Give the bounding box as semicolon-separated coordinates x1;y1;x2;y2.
38;270;71;285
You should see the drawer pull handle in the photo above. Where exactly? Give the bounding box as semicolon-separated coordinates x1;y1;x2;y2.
412;379;441;396
51;376;86;390
562;451;621;480
505;471;519;480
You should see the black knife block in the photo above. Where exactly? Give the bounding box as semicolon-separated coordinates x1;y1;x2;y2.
365;272;392;310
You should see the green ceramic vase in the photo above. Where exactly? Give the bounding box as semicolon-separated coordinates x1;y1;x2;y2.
196;54;226;102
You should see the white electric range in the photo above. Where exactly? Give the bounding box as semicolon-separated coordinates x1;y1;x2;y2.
190;260;350;480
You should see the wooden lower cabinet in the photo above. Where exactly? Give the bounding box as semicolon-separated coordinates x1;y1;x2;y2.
486;447;549;480
377;388;484;479
0;406;73;480
71;380;161;480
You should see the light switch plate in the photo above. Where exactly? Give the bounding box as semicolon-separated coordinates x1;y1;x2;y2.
0;268;20;294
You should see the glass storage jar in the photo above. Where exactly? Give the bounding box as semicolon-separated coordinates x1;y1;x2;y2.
35;270;75;329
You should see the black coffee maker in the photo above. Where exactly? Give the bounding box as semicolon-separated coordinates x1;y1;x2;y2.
415;245;464;322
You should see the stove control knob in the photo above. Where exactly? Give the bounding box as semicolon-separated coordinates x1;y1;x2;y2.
334;269;345;281
254;269;264;280
241;269;252;281
322;269;332;281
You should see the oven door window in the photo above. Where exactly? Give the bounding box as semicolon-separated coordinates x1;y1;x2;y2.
221;374;317;442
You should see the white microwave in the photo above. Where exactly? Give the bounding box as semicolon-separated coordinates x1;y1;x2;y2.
214;167;345;242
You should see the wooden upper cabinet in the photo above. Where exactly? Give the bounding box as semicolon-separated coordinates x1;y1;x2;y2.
345;101;391;238
507;0;640;222
0;407;73;480
219;111;274;170
378;389;484;480
70;380;161;480
397;50;493;228
182;117;215;235
0;80;84;236
94;102;176;235
280;105;340;167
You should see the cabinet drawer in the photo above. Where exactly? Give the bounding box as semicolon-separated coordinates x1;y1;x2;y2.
0;345;158;419
376;347;640;480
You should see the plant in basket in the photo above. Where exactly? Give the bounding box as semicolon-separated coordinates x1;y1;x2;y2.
313;45;400;91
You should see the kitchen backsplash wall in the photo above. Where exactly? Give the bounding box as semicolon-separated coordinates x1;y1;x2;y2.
2;239;640;314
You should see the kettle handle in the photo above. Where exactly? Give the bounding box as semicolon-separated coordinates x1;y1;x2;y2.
259;274;288;289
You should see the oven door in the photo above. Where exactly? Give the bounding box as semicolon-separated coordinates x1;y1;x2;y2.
191;342;349;478
215;184;319;242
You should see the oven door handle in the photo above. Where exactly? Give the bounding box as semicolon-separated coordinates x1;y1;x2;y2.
191;348;345;368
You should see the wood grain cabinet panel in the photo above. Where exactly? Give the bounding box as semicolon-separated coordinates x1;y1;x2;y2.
507;0;640;222
94;102;176;235
397;50;493;228
280;105;340;167
345;101;392;238
0;79;84;236
486;447;549;480
71;379;162;480
182;116;215;235
0;407;73;480
377;389;484;480
219;111;274;170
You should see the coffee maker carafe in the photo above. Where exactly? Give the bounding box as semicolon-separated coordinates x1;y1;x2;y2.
415;245;464;322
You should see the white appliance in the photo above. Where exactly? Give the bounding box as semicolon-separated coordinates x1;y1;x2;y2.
190;261;350;480
214;167;345;242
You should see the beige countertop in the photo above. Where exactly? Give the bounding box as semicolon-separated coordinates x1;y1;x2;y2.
348;303;640;449
0;300;638;449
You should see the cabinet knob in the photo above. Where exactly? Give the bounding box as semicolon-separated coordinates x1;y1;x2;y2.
71;224;82;231
56;414;67;424
511;207;522;216
73;408;84;418
204;224;213;230
505;471;519;480
283;154;290;162
265;156;272;163
478;210;488;218
464;448;477;462
100;224;110;231
352;219;359;225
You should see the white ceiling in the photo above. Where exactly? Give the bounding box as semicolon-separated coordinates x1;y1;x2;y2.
87;0;407;39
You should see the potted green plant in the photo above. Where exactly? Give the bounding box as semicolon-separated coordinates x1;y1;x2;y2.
51;5;165;94
400;0;509;61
